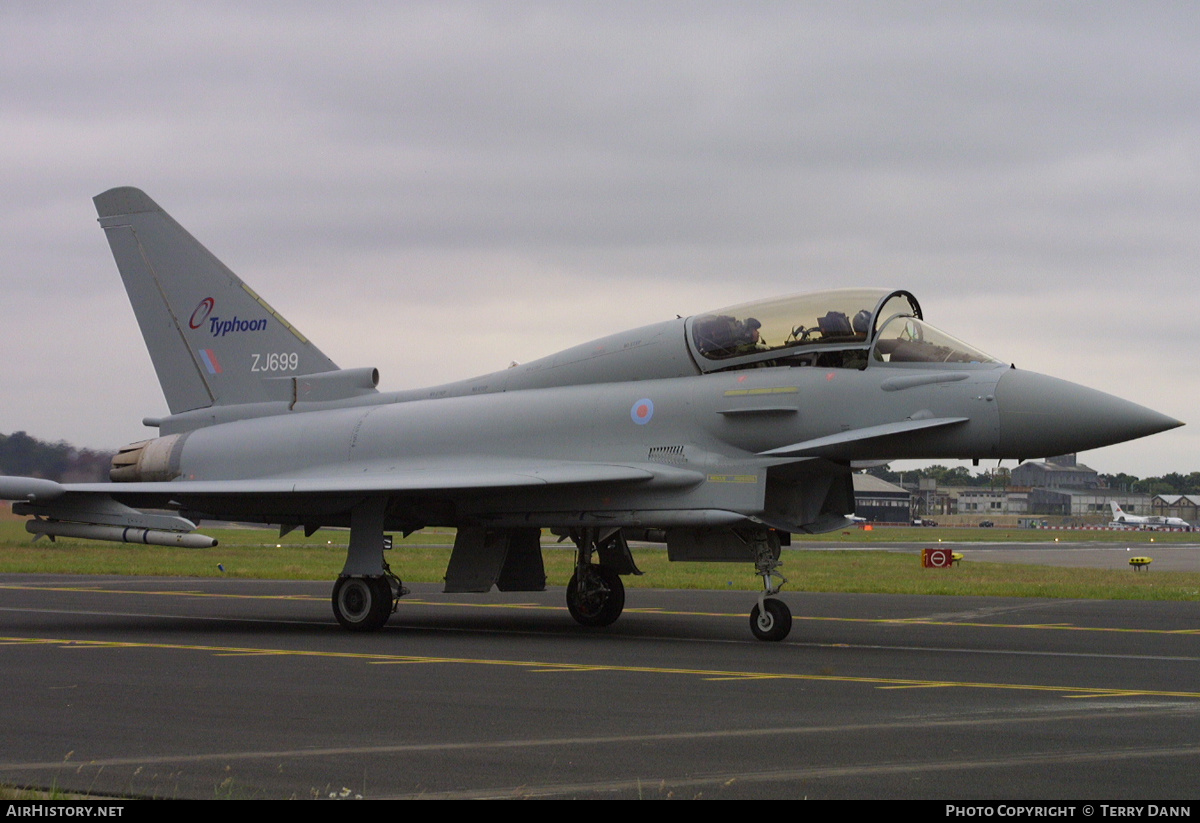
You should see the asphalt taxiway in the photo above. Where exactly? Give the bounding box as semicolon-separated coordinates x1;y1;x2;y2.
3;573;1200;799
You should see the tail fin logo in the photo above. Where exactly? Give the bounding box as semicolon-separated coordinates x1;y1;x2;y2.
190;296;270;337
190;297;215;329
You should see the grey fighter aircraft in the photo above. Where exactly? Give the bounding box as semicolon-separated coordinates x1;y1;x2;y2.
0;188;1183;640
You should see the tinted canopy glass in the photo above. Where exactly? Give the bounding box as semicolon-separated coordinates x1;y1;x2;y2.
871;316;999;365
689;289;920;362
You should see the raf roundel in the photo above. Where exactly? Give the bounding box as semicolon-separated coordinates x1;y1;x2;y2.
630;398;654;425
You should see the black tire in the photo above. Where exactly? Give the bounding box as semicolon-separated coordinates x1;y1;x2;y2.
332;576;393;632
749;598;792;641
566;564;625;627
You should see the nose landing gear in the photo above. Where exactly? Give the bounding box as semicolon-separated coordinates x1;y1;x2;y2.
750;530;792;641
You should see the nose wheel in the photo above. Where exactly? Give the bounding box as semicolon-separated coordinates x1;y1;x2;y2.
750;598;792;641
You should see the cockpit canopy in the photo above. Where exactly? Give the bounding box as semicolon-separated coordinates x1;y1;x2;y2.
687;288;998;371
418;287;1003;402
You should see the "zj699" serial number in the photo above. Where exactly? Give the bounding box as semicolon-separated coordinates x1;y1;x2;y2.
251;352;299;372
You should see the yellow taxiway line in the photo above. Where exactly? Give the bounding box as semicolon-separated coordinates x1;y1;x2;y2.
4;634;1200;700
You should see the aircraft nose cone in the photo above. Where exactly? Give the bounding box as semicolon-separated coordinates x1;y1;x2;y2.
995;369;1182;458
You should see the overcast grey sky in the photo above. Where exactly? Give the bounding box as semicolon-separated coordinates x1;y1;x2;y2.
1;1;1195;477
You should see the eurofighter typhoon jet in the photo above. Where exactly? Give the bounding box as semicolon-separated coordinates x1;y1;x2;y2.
0;189;1182;640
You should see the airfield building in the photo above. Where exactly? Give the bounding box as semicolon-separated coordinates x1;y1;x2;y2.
1154;495;1200;523
852;474;912;524
888;453;1171;521
1010;455;1100;489
1028;488;1151;517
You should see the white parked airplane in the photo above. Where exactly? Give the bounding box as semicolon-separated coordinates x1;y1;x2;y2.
1109;502;1191;530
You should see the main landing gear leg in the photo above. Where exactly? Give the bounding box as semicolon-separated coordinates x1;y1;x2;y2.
332;498;407;632
565;528;626;628
749;530;792;642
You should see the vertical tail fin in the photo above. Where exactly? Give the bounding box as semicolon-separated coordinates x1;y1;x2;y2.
94;187;339;414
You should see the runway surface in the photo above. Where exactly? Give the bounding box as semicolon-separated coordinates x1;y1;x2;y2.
2;573;1200;799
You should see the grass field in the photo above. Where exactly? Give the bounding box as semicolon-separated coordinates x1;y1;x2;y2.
793;525;1199;544
3;518;1199;601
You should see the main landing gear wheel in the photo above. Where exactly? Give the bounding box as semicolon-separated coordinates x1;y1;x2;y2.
566;565;625;627
750;598;792;642
332;576;394;632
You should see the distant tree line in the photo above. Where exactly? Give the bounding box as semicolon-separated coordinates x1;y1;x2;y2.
865;464;1200;495
0;431;113;483
867;464;996;488
1098;472;1200;496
